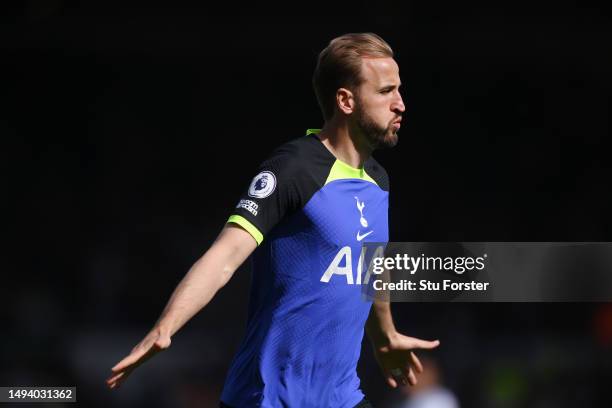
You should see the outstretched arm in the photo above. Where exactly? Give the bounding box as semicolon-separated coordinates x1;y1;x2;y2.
106;224;257;389
366;300;440;388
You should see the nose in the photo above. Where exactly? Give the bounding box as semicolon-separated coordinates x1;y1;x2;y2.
392;90;405;114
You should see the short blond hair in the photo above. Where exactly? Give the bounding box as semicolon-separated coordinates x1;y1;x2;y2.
312;33;394;120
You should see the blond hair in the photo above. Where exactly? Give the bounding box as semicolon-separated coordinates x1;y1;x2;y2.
312;33;394;120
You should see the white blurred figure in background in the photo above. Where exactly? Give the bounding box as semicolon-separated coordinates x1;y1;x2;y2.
394;356;459;408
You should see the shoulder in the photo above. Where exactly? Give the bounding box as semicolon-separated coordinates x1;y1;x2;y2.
260;135;334;182
365;156;390;191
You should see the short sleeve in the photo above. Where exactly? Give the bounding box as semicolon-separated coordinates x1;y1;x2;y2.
227;148;300;245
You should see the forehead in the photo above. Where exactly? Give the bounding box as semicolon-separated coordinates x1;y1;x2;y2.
359;57;400;87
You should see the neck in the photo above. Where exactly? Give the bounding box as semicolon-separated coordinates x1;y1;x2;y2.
317;117;372;168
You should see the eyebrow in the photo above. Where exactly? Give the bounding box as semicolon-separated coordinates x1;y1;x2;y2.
379;83;402;91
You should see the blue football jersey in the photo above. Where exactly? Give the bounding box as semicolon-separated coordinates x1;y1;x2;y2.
222;130;390;407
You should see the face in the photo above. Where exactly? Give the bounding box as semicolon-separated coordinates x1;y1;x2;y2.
352;57;405;149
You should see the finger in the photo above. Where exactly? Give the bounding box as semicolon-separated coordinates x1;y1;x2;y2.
109;377;124;390
106;371;125;385
411;338;440;350
386;375;398;388
129;336;155;355
108;377;120;390
410;351;423;373
113;340;163;372
133;342;164;366
113;373;130;388
388;368;406;386
407;367;417;386
109;367;134;389
112;351;145;372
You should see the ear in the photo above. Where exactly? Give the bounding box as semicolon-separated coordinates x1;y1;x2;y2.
336;88;355;115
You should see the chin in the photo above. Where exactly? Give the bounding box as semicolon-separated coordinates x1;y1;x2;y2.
379;131;398;148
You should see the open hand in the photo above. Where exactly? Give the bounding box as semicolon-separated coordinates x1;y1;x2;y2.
106;327;172;389
372;333;439;388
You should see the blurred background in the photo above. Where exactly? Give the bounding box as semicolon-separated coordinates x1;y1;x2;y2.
2;1;612;407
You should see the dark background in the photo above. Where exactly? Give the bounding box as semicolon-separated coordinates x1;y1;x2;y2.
3;1;612;407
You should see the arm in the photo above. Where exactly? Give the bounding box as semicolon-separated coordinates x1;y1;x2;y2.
106;224;257;389
366;299;440;388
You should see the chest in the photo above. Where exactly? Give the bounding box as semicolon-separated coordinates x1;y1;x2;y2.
302;179;389;246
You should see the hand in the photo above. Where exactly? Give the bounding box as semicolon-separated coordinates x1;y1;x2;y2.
372;333;439;388
106;326;172;389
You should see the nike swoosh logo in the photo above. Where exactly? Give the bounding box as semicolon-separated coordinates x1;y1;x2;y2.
356;230;374;241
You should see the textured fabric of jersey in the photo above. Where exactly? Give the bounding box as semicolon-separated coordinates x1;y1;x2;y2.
222;133;390;408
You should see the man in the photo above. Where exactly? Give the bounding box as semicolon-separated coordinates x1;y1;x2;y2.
107;32;439;407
